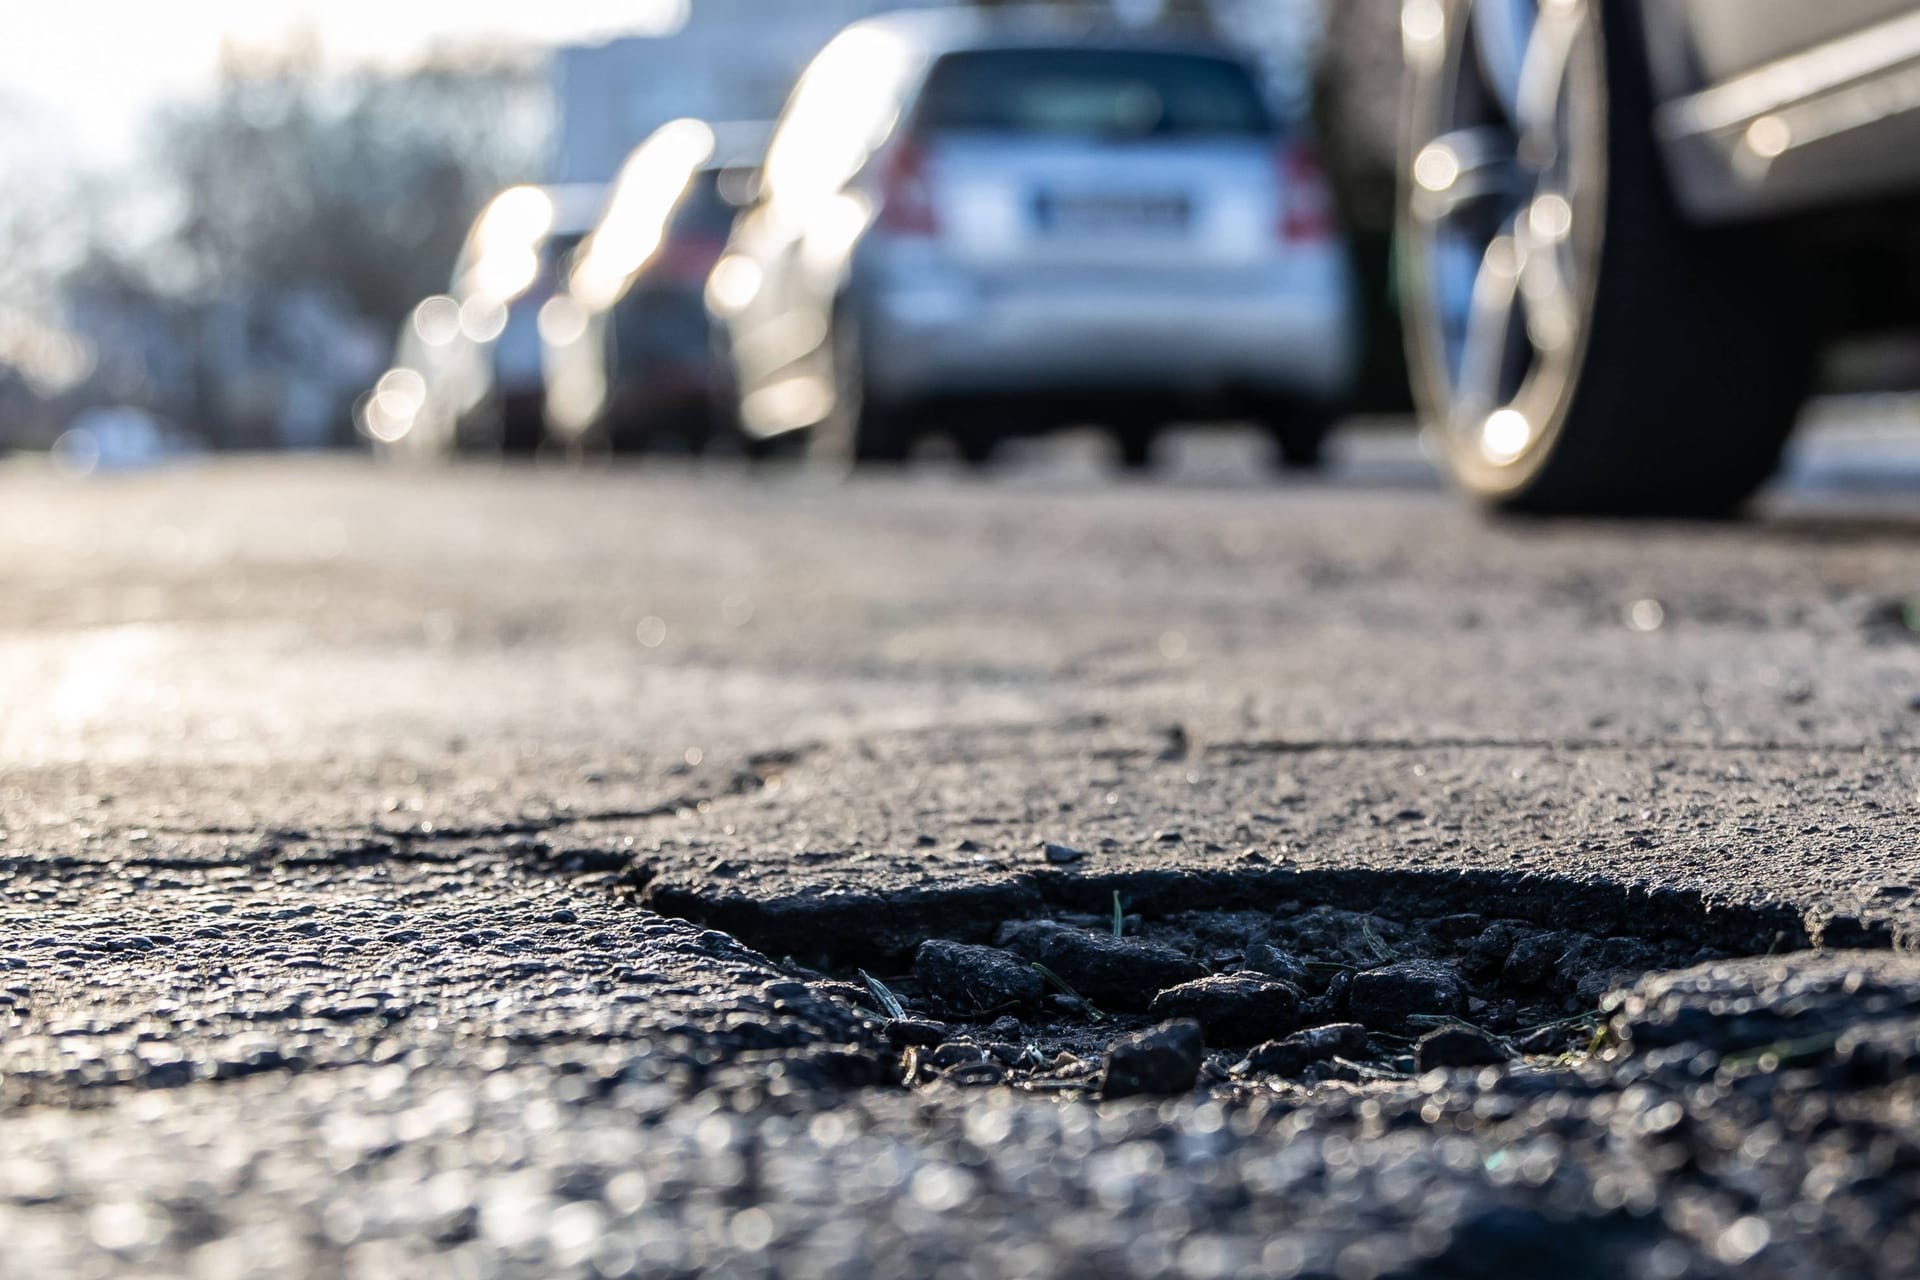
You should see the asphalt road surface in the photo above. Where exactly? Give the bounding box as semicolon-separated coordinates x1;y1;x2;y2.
8;414;1920;1278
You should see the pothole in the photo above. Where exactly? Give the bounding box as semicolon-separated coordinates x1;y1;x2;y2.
810;902;1725;1096
627;866;1865;1099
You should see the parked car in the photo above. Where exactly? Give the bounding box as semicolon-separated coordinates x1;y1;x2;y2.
365;185;607;457
357;296;467;455
706;9;1358;469
1398;0;1920;515
543;120;767;454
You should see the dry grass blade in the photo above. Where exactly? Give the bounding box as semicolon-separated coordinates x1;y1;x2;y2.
1030;962;1105;1022
858;969;907;1021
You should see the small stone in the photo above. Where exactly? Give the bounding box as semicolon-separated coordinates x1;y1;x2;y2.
1464;922;1522;979
1237;1023;1370;1075
997;920;1205;1010
1099;1020;1204;1098
1242;943;1312;987
914;940;1046;1016
1415;1025;1510;1071
1502;933;1571;991
954;838;981;853
1149;972;1302;1045
1042;842;1085;864
884;1019;950;1048
1346;960;1468;1032
914;834;937;848
927;1041;989;1070
1428;914;1486;944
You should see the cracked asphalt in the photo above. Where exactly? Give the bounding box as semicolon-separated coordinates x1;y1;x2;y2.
8;421;1920;1277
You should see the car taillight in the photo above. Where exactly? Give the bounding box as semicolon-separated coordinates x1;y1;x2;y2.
878;139;940;237
1276;143;1336;244
653;236;728;286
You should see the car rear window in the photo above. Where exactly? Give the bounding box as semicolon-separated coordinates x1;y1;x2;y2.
915;47;1274;139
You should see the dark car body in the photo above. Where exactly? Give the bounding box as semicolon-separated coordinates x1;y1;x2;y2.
543;121;766;453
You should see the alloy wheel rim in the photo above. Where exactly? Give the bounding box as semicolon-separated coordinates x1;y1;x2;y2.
1403;0;1604;485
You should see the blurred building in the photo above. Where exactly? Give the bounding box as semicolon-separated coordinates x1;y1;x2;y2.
550;0;1318;184
55;282;381;451
550;0;960;184
0;307;97;449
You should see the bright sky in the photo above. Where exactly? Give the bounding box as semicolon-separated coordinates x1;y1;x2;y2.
0;0;689;168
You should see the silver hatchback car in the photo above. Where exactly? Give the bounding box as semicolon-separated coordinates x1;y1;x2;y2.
706;9;1358;468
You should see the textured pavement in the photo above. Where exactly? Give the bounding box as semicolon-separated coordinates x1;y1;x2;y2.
7;424;1920;1276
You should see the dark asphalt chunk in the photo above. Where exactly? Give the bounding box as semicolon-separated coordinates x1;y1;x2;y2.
912;940;1046;1017
1147;971;1303;1045
996;919;1206;1010
1345;958;1470;1032
1098;1019;1205;1098
1236;1022;1372;1075
1041;841;1086;865
1608;950;1920;1060
1415;1024;1511;1070
1241;940;1314;986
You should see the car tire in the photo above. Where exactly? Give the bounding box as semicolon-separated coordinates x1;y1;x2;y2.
952;425;998;470
499;398;545;457
1262;404;1334;471
1399;0;1816;516
706;330;754;458
813;308;911;468
1113;420;1159;472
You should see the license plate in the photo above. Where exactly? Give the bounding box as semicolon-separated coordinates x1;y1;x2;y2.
1032;191;1192;235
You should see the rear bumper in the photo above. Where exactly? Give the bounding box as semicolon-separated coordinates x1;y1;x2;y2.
856;248;1358;405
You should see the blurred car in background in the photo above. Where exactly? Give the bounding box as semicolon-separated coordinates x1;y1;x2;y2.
542;120;768;454
1399;0;1920;515
706;8;1357;470
358;296;465;455
360;183;607;456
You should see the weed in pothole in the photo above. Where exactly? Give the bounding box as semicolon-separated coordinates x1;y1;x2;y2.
791;904;1730;1098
